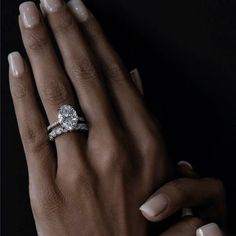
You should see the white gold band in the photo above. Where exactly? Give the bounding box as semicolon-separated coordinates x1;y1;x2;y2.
49;123;89;141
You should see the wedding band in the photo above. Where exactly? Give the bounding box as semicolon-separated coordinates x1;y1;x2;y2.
49;123;88;141
47;105;88;141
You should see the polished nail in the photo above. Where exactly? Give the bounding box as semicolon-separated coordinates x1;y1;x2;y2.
139;194;168;217
130;68;144;95
182;207;193;217
8;52;24;78
19;2;40;28
178;160;193;169
40;3;46;16
68;0;89;22
41;0;63;13
196;223;223;236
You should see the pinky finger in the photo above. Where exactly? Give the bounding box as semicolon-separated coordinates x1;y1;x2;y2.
8;52;56;190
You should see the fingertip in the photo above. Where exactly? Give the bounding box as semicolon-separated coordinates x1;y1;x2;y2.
178;160;193;169
196;223;223;236
8;51;25;78
139;193;169;222
67;0;89;22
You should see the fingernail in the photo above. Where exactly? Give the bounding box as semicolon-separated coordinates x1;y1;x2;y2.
178;160;193;169
196;223;223;236
8;52;25;78
68;0;89;22
130;68;144;95
19;2;40;28
182;207;193;217
41;0;63;13
40;3;46;16
139;194;168;217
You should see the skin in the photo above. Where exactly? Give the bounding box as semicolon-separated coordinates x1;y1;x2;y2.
8;1;226;235
10;1;170;236
141;163;226;235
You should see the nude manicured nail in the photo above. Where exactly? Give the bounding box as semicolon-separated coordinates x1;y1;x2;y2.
196;223;223;236
68;0;89;22
130;68;144;95
8;52;24;78
139;194;168;217
178;160;193;169
182;207;193;217
19;2;40;28
41;0;63;13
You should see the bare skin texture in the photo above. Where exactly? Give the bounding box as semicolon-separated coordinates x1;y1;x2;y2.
9;1;170;235
140;162;226;236
8;1;226;235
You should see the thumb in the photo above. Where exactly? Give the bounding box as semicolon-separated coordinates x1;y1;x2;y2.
139;178;223;222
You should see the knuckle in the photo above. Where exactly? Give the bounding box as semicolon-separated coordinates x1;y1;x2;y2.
11;83;27;99
140;127;163;157
102;143;127;173
205;178;225;197
25;29;48;52
105;63;125;83
30;186;64;218
65;171;96;196
67;59;97;82
52;10;74;34
43;82;70;106
166;178;186;200
22;121;49;154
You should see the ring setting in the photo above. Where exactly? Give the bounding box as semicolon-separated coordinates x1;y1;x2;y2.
48;105;88;141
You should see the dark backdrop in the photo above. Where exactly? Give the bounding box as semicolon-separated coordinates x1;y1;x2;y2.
2;0;236;235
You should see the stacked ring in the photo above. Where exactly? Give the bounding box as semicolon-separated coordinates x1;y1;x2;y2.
48;105;88;141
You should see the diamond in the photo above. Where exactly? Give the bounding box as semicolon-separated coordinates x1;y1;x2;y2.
58;105;79;131
56;128;63;135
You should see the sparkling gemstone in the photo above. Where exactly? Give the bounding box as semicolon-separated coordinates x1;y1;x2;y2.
56;128;62;135
51;130;56;137
58;105;79;131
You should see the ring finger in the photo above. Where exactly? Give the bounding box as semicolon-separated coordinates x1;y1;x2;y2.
19;2;86;168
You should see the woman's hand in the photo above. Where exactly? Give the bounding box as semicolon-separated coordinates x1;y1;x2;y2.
8;0;171;235
140;161;226;236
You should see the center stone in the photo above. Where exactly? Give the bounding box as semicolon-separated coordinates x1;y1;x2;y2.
58;105;79;131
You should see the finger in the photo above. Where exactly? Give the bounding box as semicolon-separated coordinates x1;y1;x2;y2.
177;160;200;178
67;0;160;150
130;68;144;95
41;0;117;133
18;2;86;168
160;217;204;236
139;177;224;222
196;223;224;236
177;161;198;217
8;52;55;190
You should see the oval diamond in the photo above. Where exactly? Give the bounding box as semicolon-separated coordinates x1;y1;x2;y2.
58;105;79;131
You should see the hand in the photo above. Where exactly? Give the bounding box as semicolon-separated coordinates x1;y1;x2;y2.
139;161;226;236
8;0;171;235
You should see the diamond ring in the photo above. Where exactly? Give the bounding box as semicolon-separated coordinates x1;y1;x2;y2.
48;105;88;141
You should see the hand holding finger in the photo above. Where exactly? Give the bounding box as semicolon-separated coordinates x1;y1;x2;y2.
139;177;225;222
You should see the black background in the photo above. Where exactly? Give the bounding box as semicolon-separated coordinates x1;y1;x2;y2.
1;0;236;235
